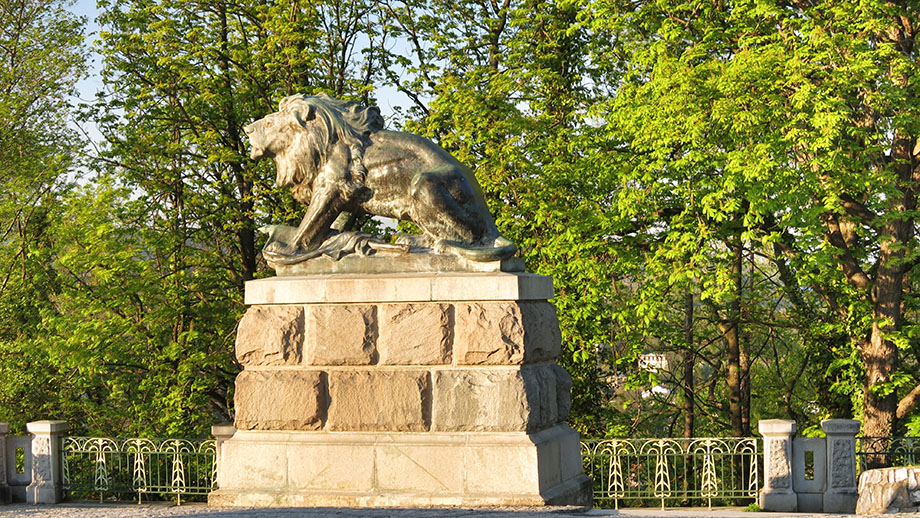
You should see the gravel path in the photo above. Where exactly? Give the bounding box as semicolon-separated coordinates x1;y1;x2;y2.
0;504;886;518
0;504;911;518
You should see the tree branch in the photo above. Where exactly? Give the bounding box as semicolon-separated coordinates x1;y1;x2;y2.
897;382;920;420
822;212;872;292
838;193;880;231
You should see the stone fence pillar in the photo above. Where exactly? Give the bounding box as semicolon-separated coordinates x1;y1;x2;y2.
822;419;859;513
211;424;235;488
0;423;8;504
25;420;67;504
759;419;797;512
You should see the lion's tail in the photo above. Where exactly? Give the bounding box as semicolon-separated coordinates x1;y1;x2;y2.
445;235;518;262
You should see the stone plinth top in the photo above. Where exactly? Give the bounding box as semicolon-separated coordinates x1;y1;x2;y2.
212;424;237;438
245;272;553;305
758;419;796;436
25;420;67;434
821;418;860;435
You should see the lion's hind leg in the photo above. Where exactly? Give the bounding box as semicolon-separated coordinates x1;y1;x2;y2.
408;171;489;245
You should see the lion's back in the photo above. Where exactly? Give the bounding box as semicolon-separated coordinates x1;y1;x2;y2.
364;130;462;172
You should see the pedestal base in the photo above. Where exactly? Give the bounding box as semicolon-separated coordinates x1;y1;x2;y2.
209;424;591;508
760;489;797;512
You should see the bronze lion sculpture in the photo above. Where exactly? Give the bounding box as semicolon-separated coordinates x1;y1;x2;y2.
245;93;516;262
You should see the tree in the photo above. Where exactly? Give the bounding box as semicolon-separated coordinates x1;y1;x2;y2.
58;0;391;434
582;0;920;439
0;0;87;432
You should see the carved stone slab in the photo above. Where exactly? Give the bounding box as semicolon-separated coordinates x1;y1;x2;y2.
272;253;525;275
244;272;553;304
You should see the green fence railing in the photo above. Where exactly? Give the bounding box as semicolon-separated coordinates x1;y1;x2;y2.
581;437;760;509
61;437;216;504
60;434;763;508
856;436;920;473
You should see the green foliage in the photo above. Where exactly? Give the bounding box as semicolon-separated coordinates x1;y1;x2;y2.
0;0;87;433
3;0;919;440
576;0;920;437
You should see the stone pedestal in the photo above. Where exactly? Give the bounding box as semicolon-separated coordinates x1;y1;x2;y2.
759;419;797;512
822;419;859;513
0;423;9;504
25;421;67;504
210;272;592;507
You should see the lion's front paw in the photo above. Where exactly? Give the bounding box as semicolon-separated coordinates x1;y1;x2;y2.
265;240;299;256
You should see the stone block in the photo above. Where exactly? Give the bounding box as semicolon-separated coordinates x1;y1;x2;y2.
378;303;452;365
430;273;553;302
857;466;920;514
305;305;377;365
533;366;558;427
219;439;288;489
287;443;375;492
235;306;304;366
244;273;554;304
454;302;561;365
376;444;464;492
463;442;539;493
211;424;591;507
327;370;429;431
553;364;573;421
792;437;826;494
431;366;557;432
234;370;325;431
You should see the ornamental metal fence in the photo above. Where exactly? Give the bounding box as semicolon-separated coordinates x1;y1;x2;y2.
581;437;760;509
856;436;920;473
61;437;216;504
58;434;765;508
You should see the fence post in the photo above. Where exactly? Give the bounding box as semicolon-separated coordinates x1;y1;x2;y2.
821;418;859;513
759;419;797;512
211;424;235;489
25;421;67;504
0;423;8;504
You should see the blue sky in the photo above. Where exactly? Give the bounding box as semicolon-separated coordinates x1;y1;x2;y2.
65;0;412;137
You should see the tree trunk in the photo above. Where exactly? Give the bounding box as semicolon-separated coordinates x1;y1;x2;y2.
683;288;695;439
720;238;744;437
217;2;257;282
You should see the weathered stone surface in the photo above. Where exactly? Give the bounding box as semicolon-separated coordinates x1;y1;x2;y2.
327;370;429;431
235;370;325;431
553;364;573;421
211;424;591;508
768;439;791;489
758;419;797;512
305;305;377;365
520;302;563;362
533;366;558;427
453;302;561;365
431;367;558;432
378;303;452;365
235;306;304;366
830;438;855;487
822;419;860;513
244;272;554;305
856;466;920;514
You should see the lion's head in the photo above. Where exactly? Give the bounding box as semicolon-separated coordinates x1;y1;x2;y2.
245;94;384;195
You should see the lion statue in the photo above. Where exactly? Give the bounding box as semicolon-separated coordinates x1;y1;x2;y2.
245;93;517;262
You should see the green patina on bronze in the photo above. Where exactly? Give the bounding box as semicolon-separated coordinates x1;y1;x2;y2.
245;93;517;269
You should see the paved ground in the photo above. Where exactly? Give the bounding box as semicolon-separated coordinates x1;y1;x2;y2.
0;504;904;518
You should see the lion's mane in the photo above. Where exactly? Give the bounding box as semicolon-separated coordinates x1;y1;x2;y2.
273;94;384;199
